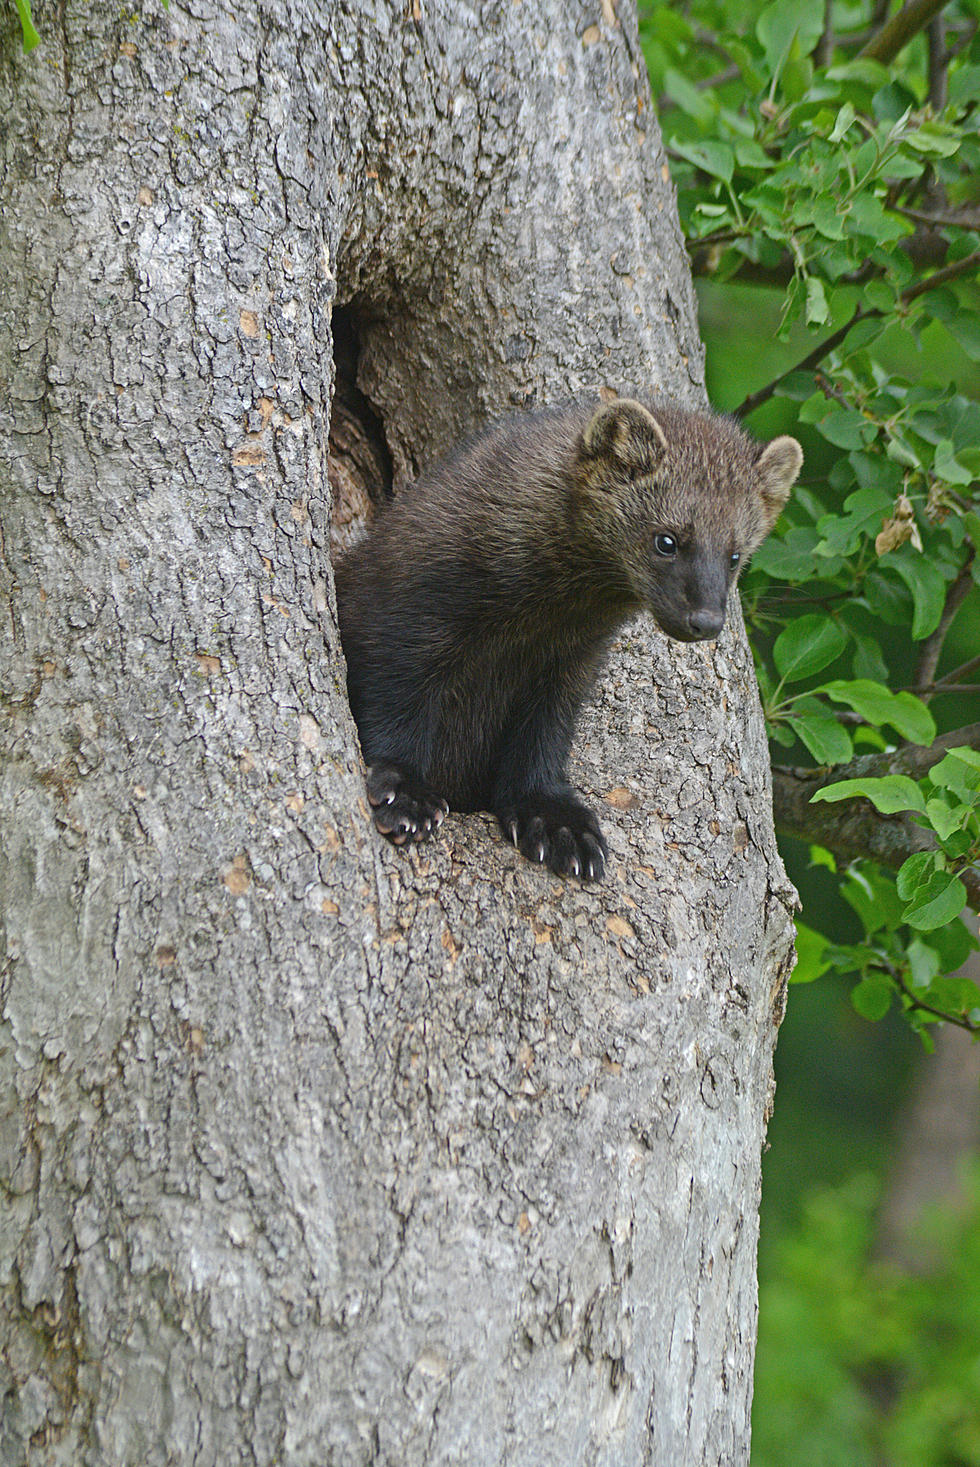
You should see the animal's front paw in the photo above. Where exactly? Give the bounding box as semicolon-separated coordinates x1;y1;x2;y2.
366;763;449;845
497;793;607;881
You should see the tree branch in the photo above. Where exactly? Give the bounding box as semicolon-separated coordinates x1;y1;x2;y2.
738;315;864;417
772;764;934;868
859;0;953;63
928;12;948;109
816;0;835;68
771;723;980;912
902;246;980;302
735;248;980;417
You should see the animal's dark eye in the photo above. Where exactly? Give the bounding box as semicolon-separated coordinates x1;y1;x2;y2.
730;551;741;570
653;533;676;558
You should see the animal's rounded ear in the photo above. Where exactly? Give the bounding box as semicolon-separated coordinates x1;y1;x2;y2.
581;399;669;476
755;435;802;527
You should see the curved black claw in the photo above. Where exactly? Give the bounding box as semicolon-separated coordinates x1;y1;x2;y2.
366;763;449;846
497;792;607;881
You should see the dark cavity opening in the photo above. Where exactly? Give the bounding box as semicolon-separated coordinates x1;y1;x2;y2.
328;303;394;555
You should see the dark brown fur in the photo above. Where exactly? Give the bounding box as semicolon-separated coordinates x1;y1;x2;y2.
335;397;801;880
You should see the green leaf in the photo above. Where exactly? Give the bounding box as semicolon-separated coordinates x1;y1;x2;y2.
950;65;980;108
669;139;735;184
848;632;889;684
906;938;939;990
940;313;980;365
791;922;830;984
773;615;847;682
842;316;888;354
846;192;909;242
896;850;938;900
863;279;897;313
781;57;814;102
928;747;980;800
953;445;980;476
816;484;893;557
800;195;847;241
928;975;980;1021
826;60;891;89
872;81;918;123
751;527;824;581
692;203;730;221
805;276;830;327
810;775;926;814
663;68;718;128
943;830;976;859
902;872;968;931
734;139;773;171
862;568;911;627
790;706;853;765
881;554;947;639
929;917;980;971
820;680;936;745
924;797;967;844
816;409;875;450
851;975;893;1021
927;751;979;786
956;519;979;557
756;0;825;73
902;121;962;157
934;438;976;486
15;0;40;48
841;865;907;932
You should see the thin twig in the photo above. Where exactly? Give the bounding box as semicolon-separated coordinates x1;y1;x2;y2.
913;549;977;695
934;652;980;687
891;966;980;1033
895;205;980;229
735;248;980;417
917;684;980;696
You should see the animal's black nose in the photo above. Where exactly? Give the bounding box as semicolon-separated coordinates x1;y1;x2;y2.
687;608;725;639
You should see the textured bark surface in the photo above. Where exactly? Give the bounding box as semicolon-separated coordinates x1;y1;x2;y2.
0;2;796;1463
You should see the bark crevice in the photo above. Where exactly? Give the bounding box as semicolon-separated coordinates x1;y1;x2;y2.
327;300;394;553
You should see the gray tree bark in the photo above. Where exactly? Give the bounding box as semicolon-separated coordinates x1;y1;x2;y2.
0;2;796;1463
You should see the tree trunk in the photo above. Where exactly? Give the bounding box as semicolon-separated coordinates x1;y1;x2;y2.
0;2;796;1463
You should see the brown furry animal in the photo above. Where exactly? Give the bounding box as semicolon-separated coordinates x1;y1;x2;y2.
335;397;801;881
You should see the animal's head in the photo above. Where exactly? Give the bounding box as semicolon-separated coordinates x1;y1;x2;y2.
572;398;802;642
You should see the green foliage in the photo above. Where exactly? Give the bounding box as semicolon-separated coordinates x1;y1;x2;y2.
13;0;39;50
814;748;979;927
641;0;980;1030
753;1171;980;1466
